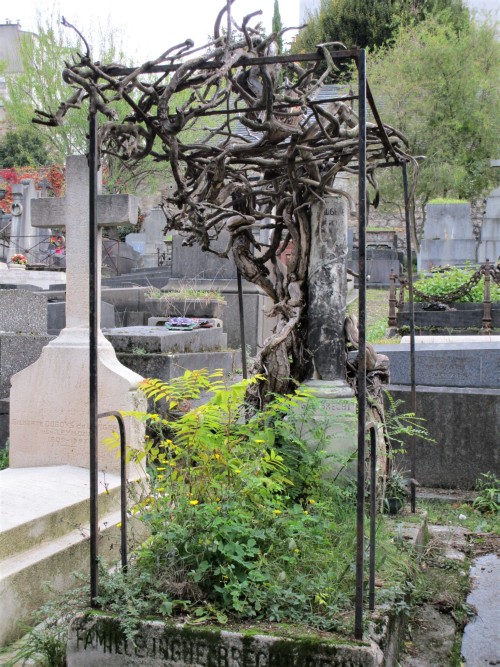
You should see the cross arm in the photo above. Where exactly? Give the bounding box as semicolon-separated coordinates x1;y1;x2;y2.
97;194;139;227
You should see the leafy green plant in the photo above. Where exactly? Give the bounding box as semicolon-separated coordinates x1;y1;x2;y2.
383;391;436;455
0;582;88;667
98;370;412;634
0;441;8;470
472;473;499;515
414;265;500;303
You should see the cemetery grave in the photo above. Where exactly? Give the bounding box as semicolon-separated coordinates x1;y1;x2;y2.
0;4;498;666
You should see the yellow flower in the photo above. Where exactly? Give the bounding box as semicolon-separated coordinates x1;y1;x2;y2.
235;469;241;474
116;522;122;528
294;548;300;554
308;498;316;505
216;506;221;511
273;509;282;515
303;511;309;515
190;500;199;506
157;467;166;471
213;453;220;460
157;487;165;492
254;439;265;444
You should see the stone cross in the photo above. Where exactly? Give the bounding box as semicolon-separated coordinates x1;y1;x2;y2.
38;176;51;198
9;155;145;475
32;155;138;329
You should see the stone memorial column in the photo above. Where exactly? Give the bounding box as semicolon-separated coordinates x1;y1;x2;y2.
304;196;357;467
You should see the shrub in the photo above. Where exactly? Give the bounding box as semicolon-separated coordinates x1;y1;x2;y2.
414;265;500;303
98;370;410;633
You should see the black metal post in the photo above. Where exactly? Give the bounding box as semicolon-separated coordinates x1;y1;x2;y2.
402;163;417;513
99;411;128;571
369;426;377;611
89;110;99;604
355;48;367;641
236;268;248;379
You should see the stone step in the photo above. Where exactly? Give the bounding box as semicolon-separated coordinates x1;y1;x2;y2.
0;466;132;647
0;466;121;561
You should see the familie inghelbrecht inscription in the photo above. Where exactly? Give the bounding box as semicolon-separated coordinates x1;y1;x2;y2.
67;615;380;667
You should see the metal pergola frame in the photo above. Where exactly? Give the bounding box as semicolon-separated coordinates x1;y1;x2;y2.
85;47;417;641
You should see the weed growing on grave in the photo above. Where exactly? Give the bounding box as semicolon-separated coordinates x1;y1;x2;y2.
383;391;436;456
0;440;8;470
145;286;224;301
99;370;413;635
0;581;88;667
472;473;499;515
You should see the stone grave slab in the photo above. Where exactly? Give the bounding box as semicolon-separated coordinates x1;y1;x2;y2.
67;614;385;666
418;202;476;271
170;231;237;280
9;156;146;476
48;301;116;335
0;334;54;398
125;208;167;268
400;335;500;344
0;268;66;290
117;350;240;382
478;160;500;262
0;289;54;399
389;385;500;488
0;289;47;334
374;342;500;389
350;247;401;286
104;325;227;354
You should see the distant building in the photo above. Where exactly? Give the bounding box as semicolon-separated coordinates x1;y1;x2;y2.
0;21;33;134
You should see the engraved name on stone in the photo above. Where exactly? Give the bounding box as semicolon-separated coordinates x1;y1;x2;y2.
75;625;345;666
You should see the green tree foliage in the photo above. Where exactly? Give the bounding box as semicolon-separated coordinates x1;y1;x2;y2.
3;13;163;193
292;0;468;51
369;15;500;203
272;0;284;54
3;13;125;160
0;129;49;167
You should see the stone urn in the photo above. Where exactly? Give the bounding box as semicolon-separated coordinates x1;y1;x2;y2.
145;296;226;319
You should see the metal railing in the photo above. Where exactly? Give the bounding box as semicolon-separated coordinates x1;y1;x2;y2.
389;260;500;333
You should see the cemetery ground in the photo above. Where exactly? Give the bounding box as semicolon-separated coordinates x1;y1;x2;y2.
1;364;498;666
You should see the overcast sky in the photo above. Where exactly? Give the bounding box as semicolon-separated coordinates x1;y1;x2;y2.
7;0;498;64
9;0;302;63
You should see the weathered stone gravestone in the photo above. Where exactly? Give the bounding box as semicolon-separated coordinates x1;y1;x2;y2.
350;247;401;287
170;231;237;280
477;159;500;263
165;232;273;354
8;179;49;264
125;207;168;268
375;340;500;488
0;290;55;447
8;156;146;476
417;202;477;271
